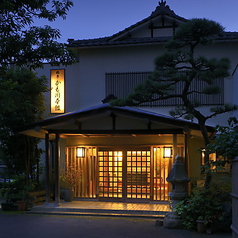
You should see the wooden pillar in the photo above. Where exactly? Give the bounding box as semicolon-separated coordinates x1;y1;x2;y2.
173;134;178;161
54;133;60;205
122;150;127;202
150;146;154;201
45;133;50;204
184;133;190;177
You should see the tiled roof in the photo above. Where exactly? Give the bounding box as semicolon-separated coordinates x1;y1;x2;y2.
67;36;171;47
67;1;187;48
67;1;238;49
216;32;238;41
67;32;238;48
109;1;187;41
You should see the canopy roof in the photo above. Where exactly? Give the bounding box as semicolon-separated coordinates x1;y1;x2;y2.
18;104;214;140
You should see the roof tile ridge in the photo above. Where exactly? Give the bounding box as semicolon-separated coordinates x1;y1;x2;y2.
151;1;185;20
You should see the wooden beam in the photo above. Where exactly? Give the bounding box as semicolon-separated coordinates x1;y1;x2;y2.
47;129;184;135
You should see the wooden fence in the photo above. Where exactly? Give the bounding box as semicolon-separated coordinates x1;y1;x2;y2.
231;157;238;238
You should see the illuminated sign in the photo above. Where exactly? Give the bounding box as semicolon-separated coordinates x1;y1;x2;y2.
50;69;65;114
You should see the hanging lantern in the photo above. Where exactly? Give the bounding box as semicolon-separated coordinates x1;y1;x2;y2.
76;147;85;158
163;146;172;158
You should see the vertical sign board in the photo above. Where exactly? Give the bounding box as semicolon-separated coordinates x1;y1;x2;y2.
50;69;65;114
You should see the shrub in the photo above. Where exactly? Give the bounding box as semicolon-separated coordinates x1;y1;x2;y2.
175;181;231;230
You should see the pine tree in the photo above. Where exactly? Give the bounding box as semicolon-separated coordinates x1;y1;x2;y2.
112;19;237;187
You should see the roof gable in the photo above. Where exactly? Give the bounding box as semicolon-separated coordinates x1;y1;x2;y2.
67;1;187;48
110;1;187;41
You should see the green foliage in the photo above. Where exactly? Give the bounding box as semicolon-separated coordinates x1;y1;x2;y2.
212;172;232;194
200;159;230;175
112;18;230;108
0;0;76;182
207;117;238;160
0;67;48;122
111;19;236;139
0;0;76;75
0;175;36;203
111;19;237;189
0;68;48;178
170;18;224;46
175;180;231;230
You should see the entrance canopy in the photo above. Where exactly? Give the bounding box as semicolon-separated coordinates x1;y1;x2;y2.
18;104;214;139
17;104;215;204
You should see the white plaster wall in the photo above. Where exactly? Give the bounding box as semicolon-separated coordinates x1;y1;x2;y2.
72;44;166;111
36;39;238;127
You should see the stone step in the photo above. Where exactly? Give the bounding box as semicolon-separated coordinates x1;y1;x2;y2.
28;207;168;219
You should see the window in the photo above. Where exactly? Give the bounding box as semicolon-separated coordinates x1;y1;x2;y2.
105;72;224;107
201;150;231;173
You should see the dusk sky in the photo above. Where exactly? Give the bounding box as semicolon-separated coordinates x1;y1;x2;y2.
35;0;238;43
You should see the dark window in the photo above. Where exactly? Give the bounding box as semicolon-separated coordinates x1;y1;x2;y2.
105;72;224;107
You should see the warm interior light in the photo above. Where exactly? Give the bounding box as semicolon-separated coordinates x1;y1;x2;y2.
76;147;85;158
115;151;123;161
163;147;172;158
201;148;205;165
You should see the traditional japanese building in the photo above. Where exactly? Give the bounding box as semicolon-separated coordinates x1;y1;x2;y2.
19;1;238;204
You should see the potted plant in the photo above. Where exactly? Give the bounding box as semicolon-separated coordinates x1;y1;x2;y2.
196;216;207;233
60;164;82;202
16;189;33;211
1;179;22;211
1;175;35;211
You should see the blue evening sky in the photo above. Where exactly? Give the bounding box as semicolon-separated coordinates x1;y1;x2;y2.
35;0;238;43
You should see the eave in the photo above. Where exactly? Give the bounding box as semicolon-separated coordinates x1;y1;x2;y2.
16;104;214;140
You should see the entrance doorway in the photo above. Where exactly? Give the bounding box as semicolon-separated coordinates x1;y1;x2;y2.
126;150;151;200
98;150;123;199
98;150;151;201
98;148;171;201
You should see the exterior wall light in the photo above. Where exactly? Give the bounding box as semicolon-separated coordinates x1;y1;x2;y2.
163;146;172;158
76;147;85;158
